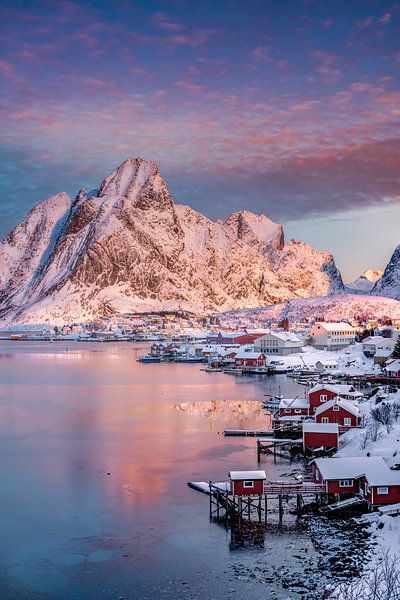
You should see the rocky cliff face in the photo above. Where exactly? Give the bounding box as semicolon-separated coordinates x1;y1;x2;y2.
0;157;344;323
372;246;400;300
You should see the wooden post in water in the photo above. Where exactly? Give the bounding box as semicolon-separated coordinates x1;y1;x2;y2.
264;495;268;524
278;494;283;524
209;482;212;518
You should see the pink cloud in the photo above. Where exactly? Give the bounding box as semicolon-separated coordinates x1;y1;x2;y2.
379;13;391;25
152;12;186;32
252;46;272;62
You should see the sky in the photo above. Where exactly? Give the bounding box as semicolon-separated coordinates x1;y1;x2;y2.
0;0;399;281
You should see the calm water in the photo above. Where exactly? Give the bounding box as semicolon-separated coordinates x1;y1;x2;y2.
0;341;318;600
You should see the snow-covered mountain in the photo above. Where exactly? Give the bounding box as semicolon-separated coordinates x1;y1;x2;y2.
0;157;344;324
372;245;400;300
346;269;383;293
222;294;400;324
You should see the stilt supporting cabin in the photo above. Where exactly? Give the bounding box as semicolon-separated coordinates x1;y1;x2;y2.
208;481;326;524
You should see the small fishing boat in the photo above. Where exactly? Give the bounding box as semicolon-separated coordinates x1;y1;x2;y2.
205;367;222;373
138;354;162;363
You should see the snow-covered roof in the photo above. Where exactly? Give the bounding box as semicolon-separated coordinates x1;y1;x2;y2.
279;398;309;409
229;470;266;481
314;322;355;332
234;350;265;359
268;331;302;343
365;468;400;486
314;457;385;480
314;397;359;417
386;359;400;372
303;423;338;433
309;383;363;397
315;359;339;367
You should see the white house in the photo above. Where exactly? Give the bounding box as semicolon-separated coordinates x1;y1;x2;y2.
309;322;356;351
254;331;303;356
362;336;395;358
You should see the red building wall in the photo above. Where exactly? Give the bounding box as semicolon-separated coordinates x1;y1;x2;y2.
303;431;338;449
362;481;400;505
315;407;358;428
313;465;359;495
309;389;338;413
279;407;309;416
231;480;264;495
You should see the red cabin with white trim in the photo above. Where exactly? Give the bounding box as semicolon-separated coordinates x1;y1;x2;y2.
233;352;266;368
229;470;266;496
315;397;360;429
279;398;309;417
308;384;361;414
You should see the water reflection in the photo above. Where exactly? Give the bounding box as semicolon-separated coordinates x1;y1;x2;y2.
0;341;316;600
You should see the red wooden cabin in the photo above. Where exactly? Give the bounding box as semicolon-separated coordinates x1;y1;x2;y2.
308;384;361;414
229;470;266;496
302;423;339;452
314;397;360;429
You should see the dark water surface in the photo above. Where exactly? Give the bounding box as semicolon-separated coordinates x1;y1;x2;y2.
0;341;319;599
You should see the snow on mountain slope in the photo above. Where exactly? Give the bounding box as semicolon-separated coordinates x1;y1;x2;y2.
371;245;400;300
0;157;345;324
346;269;383;293
223;294;400;323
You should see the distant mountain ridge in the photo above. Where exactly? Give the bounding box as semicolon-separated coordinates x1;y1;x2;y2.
0;157;345;323
346;269;383;293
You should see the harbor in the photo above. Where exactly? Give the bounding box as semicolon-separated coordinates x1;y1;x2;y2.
0;339;374;599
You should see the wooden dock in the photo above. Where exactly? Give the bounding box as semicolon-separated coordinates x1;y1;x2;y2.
207;480;326;525
257;437;303;461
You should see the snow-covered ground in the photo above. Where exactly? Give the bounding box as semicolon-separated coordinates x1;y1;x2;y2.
265;341;379;376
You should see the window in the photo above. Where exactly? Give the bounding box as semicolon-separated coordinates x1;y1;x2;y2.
344;418;352;426
285;408;290;413
377;487;389;495
320;394;327;402
243;481;254;489
295;409;301;414
333;405;340;412
339;479;354;488
321;417;329;423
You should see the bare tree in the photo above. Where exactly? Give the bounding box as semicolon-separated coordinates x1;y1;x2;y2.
329;552;400;599
367;418;381;443
371;403;394;433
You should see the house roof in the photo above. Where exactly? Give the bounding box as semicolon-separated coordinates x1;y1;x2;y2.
229;470;266;481
234;350;266;359
314;322;355;332
314;397;359;417
267;331;302;343
309;384;363;398
303;423;339;434
279;398;309;410
313;457;385;480
386;359;400;371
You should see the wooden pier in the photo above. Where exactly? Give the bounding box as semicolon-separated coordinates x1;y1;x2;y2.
208;481;326;525
256;437;303;462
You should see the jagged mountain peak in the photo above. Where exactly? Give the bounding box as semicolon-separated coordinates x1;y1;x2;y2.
222;210;284;254
372;245;400;300
99;157;159;196
0;158;345;323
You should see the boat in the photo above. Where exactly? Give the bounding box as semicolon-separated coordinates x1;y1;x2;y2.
138;355;162;363
205;367;222;373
